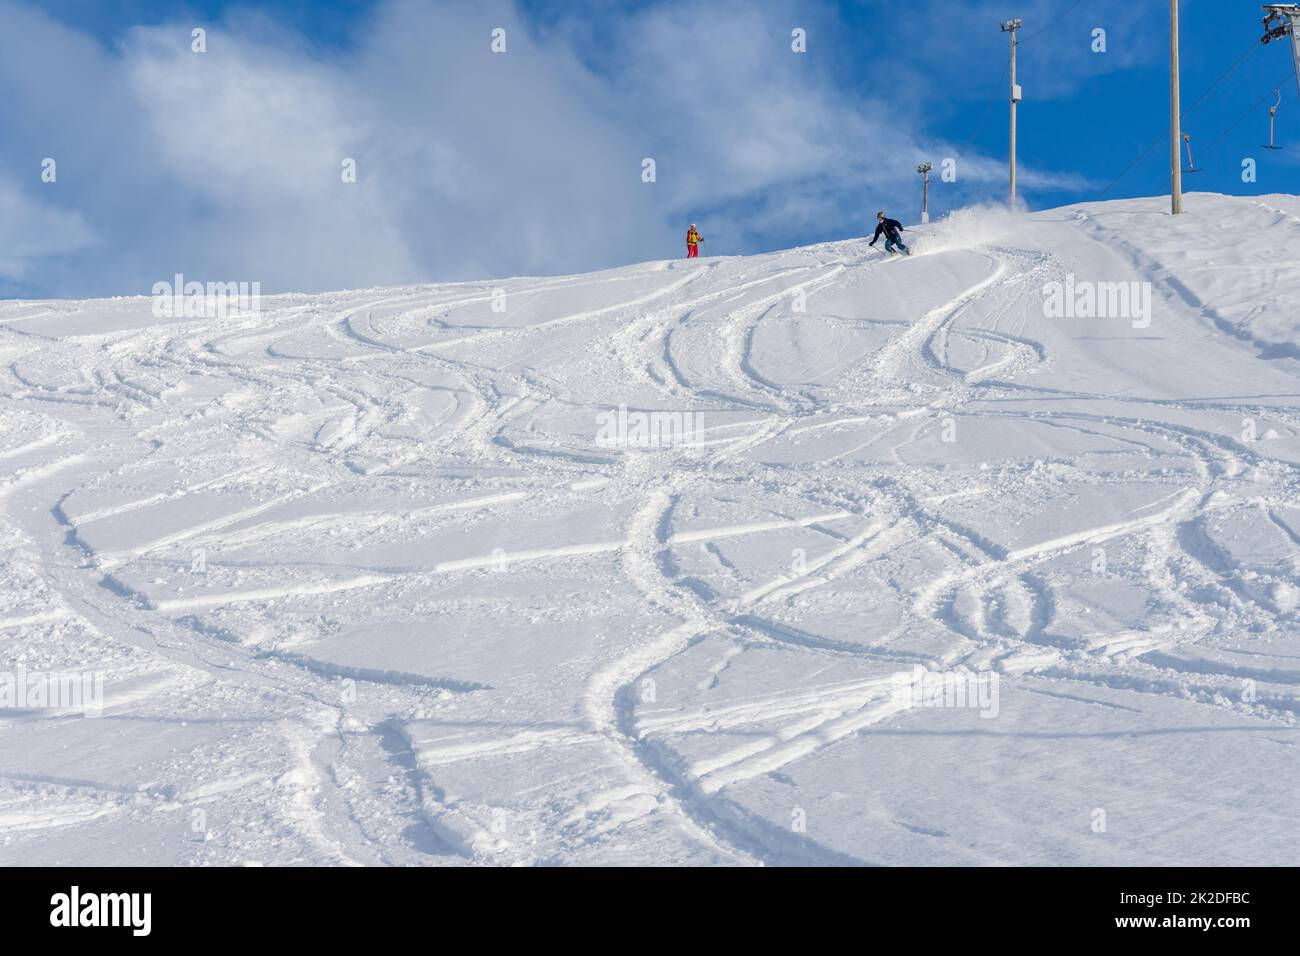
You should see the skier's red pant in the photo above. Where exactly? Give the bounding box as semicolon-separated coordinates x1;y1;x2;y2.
686;244;699;258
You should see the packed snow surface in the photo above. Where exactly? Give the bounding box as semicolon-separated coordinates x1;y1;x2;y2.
1;193;1298;865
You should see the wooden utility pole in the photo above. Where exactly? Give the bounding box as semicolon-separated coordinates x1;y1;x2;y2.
1171;0;1183;214
1002;19;1023;209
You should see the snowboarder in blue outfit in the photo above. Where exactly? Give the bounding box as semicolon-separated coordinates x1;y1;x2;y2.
869;211;909;255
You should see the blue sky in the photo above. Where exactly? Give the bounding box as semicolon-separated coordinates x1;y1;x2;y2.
2;0;1296;298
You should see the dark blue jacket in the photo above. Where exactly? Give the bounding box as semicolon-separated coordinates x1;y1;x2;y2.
871;218;904;243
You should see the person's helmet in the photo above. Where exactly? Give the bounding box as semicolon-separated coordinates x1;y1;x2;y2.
877;211;886;219
690;223;697;228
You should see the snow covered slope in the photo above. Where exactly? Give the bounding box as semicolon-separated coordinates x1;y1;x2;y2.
1;193;1297;866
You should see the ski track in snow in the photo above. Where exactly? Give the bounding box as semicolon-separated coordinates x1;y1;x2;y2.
1;194;1299;866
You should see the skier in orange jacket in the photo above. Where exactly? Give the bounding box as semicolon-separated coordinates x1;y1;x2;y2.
686;224;702;258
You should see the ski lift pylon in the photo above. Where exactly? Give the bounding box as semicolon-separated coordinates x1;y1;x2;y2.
1261;5;1300;106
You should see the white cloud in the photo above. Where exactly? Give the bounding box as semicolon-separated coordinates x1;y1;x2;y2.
0;0;1096;297
0;180;95;282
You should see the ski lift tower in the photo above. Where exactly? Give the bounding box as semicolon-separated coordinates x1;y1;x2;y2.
1261;5;1300;104
916;162;932;224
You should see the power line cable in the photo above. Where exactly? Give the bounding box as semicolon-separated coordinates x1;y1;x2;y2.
1019;0;1088;44
957;2;1087;155
1099;39;1265;196
959;62;1008;153
1181;41;1261;119
1098;129;1169;198
1200;68;1298;159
